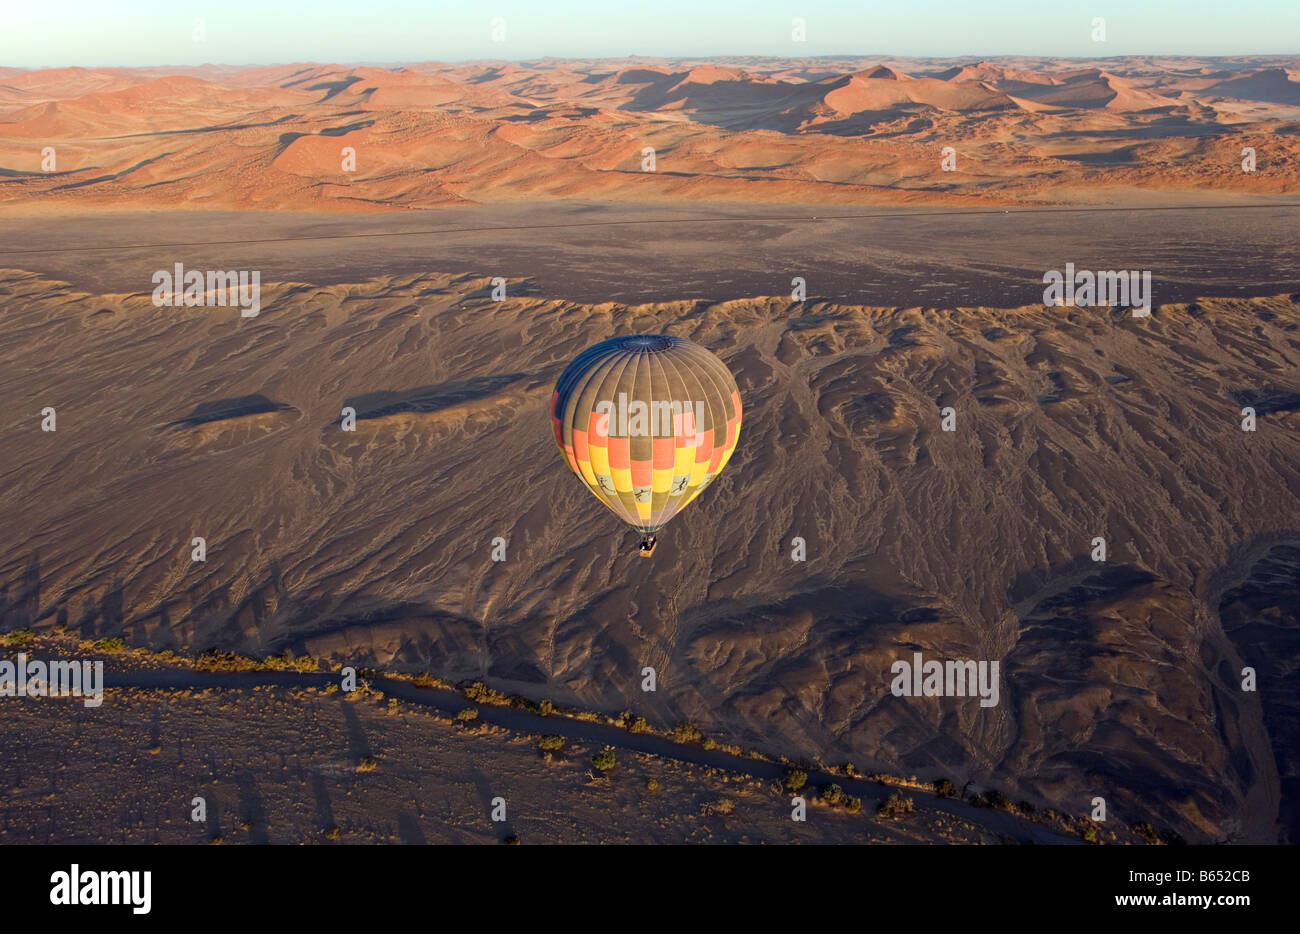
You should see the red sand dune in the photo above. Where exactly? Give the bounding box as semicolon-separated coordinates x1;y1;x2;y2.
1;56;1298;213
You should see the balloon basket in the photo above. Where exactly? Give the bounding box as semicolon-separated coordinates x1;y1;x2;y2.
638;537;657;557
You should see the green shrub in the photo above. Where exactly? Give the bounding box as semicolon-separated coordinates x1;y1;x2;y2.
591;747;616;773
537;734;565;751
672;722;703;744
934;778;958;798
1131;822;1159;845
982;790;1012;810
464;682;506;705
782;767;808;793
703;797;735;816
619;712;648;733
877;791;914;819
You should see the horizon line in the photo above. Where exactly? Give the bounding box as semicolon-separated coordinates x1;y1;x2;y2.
6;52;1300;72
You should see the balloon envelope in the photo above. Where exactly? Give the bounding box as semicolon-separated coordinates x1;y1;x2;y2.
550;334;742;535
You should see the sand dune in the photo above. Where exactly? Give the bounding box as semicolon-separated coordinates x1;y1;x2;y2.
2;56;1298;212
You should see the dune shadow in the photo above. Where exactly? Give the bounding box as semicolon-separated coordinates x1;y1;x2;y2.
342;373;531;421
306;75;363;101
165;394;294;429
50;153;174;191
109;115;299;139
1230;387;1300;416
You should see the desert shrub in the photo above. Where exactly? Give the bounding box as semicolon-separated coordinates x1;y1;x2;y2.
356;757;378;773
822;784;846;806
454;707;478;722
2;629;33;647
982;790;1012;811
502;835;520;845
703;797;735;816
672;722;703;744
845;795;863;813
646;778;661;792
95;638;126;653
877;791;914;819
843;763;859;778
619;712;649;733
294;656;317;673
1083;824;1099;843
701;737;717;750
591;747;616;773
782;767;808;793
537;734;565;751
194;651;258;672
464;681;506;705
934;778;958;798
1132;822;1160;845
538;700;555;716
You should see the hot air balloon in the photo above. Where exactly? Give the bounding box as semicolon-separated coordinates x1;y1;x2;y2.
550;334;742;556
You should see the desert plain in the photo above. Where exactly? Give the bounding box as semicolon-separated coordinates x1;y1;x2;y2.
1;55;1299;844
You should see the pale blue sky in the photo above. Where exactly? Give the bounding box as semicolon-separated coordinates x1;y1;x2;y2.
2;1;1297;68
